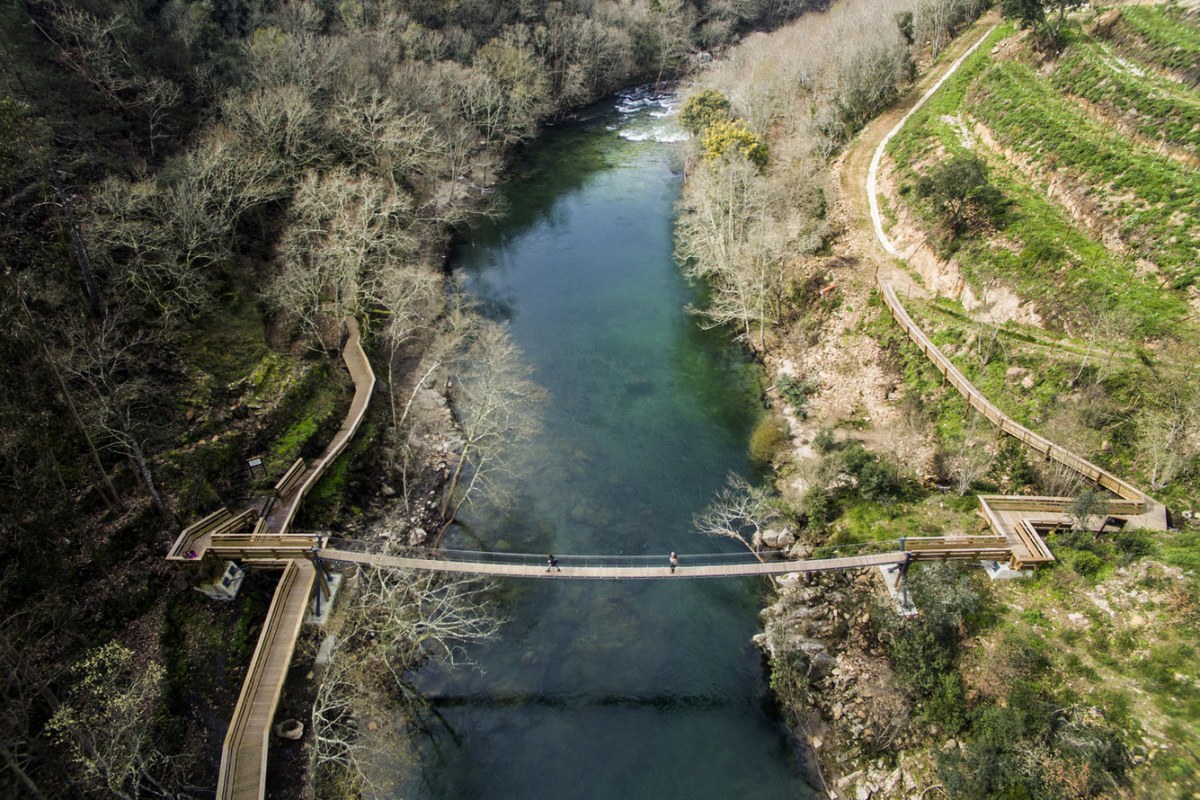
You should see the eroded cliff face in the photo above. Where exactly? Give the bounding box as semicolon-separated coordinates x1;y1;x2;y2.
758;567;949;800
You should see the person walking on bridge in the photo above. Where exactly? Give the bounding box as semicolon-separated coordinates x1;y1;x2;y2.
669;552;678;573
547;553;561;572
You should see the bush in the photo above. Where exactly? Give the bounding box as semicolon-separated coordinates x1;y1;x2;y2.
801;486;833;530
777;374;819;418
916;152;1004;239
700;118;769;168
923;673;969;734
1113;531;1154;563
680;88;731;135
859;458;903;502
749;413;789;466
813;427;838;454
1071;550;1105;577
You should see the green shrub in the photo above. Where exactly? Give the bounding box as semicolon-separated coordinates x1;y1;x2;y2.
680;88;731;134
813;427;838;454
923;672;969;734
801;485;833;530
859;459;903;502
749;413;789;466
777;374;819;418
701;118;768;168
1071;550;1105;578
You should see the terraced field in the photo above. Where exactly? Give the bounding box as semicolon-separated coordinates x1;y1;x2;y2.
881;6;1200;507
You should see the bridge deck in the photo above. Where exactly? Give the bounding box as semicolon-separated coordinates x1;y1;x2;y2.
216;560;315;800
317;549;909;578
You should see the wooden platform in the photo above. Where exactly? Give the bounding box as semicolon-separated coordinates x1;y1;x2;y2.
216;560;316;800
209;318;376;800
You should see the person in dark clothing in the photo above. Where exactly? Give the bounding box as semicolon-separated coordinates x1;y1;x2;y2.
547;553;561;572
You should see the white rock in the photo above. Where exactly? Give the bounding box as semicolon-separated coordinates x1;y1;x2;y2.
274;719;304;740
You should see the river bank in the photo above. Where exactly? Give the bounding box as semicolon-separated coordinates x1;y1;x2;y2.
673;7;1003;798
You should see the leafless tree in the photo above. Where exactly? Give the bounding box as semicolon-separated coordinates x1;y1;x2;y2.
64;317;170;518
1138;380;1200;491
436;321;545;541
310;566;501;796
947;412;992;496
266;168;415;350
45;642;176;800
694;472;782;555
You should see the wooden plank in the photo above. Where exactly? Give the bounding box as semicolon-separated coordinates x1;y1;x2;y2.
274;458;307;497
318;549;910;578
167;508;233;560
878;282;1148;508
216;560;315;800
218;318;377;800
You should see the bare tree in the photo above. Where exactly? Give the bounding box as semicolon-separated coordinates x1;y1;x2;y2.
1138;381;1200;491
266;168;415;349
694;472;782;555
947;412;992;496
45;643;175;800
38;7;181;149
65;317;170;518
221;84;324;169
436;321;545;541
310;566;501;796
678;156;791;349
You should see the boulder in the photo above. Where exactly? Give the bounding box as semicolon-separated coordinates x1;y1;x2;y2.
274;719;304;740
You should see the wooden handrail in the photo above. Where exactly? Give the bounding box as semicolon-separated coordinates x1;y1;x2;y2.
273;458;307;497
879;282;1148;509
216;560;311;799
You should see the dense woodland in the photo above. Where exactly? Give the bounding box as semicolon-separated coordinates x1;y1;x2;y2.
0;0;831;796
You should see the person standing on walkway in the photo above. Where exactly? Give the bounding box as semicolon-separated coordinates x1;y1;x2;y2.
547;553;561;572
669;552;678;573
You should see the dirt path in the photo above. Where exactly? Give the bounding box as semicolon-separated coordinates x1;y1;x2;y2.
836;13;1002;298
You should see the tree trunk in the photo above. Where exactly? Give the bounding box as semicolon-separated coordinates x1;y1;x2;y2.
0;740;49;800
115;409;171;521
48;170;105;322
42;344;123;512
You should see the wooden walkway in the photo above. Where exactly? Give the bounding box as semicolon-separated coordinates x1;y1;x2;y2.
317;548;911;578
860;29;1165;562
211;318;376;800
216;560;315;800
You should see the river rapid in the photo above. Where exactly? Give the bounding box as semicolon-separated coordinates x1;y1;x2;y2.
403;87;817;800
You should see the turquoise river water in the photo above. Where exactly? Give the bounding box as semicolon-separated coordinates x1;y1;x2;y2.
407;88;817;800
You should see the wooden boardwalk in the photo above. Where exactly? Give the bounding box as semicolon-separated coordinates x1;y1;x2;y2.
216;560;315;800
212;319;376;800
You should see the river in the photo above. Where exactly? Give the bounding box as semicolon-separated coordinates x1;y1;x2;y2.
405;87;817;800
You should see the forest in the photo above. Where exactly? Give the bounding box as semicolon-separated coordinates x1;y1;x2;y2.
0;0;824;795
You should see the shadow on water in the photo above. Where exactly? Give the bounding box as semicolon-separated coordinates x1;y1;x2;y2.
403;86;818;800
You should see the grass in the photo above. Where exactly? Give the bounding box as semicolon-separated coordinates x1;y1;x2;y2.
300;420;378;527
968;58;1200;288
888;20;1198;328
1106;5;1200;84
1051;37;1200;151
265;361;346;475
185;295;270;385
975;551;1200;798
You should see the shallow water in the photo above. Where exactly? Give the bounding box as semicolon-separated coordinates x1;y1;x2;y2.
405;88;817;800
